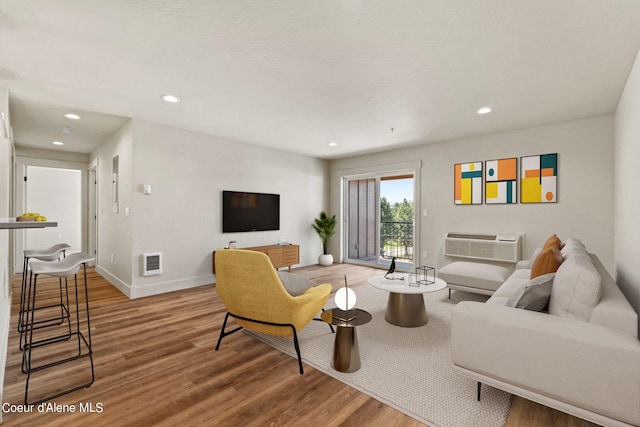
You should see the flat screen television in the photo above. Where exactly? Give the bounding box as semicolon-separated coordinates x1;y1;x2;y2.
222;190;280;233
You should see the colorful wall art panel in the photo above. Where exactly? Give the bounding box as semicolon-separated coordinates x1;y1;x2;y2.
454;161;483;205
485;157;517;204
520;153;558;203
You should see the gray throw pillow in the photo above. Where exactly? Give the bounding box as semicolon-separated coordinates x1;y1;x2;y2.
277;271;314;296
506;273;555;311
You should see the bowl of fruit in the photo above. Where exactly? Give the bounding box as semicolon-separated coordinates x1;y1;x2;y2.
17;212;47;222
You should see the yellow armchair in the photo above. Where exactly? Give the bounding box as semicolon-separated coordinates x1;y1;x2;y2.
214;249;332;373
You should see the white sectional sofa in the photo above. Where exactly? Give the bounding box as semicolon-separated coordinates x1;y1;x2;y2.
450;238;640;427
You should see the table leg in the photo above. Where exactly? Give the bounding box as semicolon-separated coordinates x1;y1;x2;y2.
385;292;428;327
333;326;360;372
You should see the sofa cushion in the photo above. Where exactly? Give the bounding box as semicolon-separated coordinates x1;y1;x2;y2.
487;269;531;306
530;247;563;279
506;273;555;311
549;254;602;321
563;237;585;247
439;261;513;292
277;271;314;296
561;238;586;258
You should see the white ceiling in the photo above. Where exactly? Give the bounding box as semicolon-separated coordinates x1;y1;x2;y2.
1;0;640;159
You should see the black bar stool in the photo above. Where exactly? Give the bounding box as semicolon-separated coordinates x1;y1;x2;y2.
23;252;95;405
18;243;72;351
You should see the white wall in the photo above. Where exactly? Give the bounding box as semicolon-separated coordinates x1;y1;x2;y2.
91;120;134;296
615;47;640;326
92;119;328;298
330;115;615;274
0;86;13;423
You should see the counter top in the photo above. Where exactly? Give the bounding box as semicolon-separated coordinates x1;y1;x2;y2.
0;218;58;229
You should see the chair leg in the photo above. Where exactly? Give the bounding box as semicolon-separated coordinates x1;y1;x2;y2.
291;326;303;375
81;263;95;388
477;382;482;401
215;312;243;351
215;312;304;374
215;312;230;350
18;256;29;333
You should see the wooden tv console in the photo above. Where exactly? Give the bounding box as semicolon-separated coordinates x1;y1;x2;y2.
212;244;300;274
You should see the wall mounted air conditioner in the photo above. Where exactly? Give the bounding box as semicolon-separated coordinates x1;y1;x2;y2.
444;233;523;263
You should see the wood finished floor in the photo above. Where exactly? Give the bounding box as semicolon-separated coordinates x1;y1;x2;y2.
1;264;596;426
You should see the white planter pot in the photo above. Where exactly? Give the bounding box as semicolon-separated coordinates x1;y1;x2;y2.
318;254;334;266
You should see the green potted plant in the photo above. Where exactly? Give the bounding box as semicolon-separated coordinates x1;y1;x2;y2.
312;211;337;266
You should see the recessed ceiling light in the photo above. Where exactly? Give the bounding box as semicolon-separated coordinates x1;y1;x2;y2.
52;141;64;146
64;113;80;120
328;142;338;147
477;106;492;115
161;94;181;103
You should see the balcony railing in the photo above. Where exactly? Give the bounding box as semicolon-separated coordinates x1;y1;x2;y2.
380;221;413;262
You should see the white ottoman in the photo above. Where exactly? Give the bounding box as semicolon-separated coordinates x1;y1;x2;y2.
438;261;514;298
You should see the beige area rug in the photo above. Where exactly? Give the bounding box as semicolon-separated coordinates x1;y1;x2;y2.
246;287;511;427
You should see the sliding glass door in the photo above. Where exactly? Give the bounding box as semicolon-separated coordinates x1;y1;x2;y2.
344;173;415;270
346;178;377;263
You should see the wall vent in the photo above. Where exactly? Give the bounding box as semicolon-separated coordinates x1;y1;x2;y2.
444;233;523;263
143;252;162;276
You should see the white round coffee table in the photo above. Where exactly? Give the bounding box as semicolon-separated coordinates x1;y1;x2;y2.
368;274;446;327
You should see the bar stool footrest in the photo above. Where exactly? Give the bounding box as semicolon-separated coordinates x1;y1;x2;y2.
18;303;70;332
25;331;92;372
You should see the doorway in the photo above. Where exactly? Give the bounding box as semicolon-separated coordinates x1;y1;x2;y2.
344;173;415;271
14;162;85;274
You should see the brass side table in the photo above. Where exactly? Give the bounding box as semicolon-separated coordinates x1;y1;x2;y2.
321;308;372;373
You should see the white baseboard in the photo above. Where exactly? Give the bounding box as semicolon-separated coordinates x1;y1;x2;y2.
95;265;132;298
132;274;215;299
94;266;214;299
